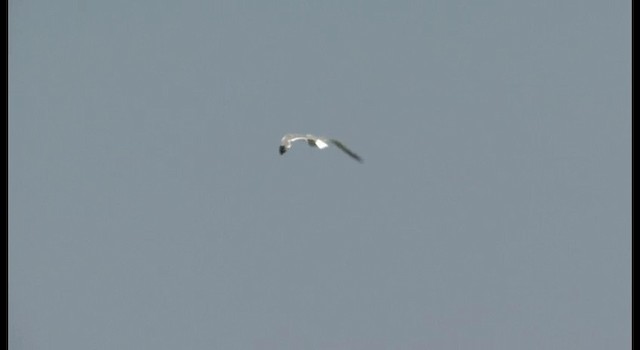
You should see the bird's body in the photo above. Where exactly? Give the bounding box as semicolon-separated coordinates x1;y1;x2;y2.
279;133;363;162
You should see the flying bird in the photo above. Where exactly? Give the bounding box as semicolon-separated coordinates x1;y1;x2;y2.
279;133;363;163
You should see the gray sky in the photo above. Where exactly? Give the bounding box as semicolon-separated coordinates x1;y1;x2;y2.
9;1;630;349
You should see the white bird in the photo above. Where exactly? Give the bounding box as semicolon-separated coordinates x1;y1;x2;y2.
279;133;363;163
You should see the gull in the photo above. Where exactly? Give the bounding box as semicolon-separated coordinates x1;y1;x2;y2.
279;133;363;163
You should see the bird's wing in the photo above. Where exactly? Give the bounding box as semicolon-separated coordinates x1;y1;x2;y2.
313;136;330;149
281;133;309;145
330;139;363;163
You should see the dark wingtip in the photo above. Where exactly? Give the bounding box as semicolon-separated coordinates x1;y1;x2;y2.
330;139;363;163
279;145;286;155
351;155;364;163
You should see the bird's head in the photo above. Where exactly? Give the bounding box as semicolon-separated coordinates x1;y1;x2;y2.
279;145;287;155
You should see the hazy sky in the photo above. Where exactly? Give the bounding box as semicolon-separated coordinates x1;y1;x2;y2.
9;1;630;349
